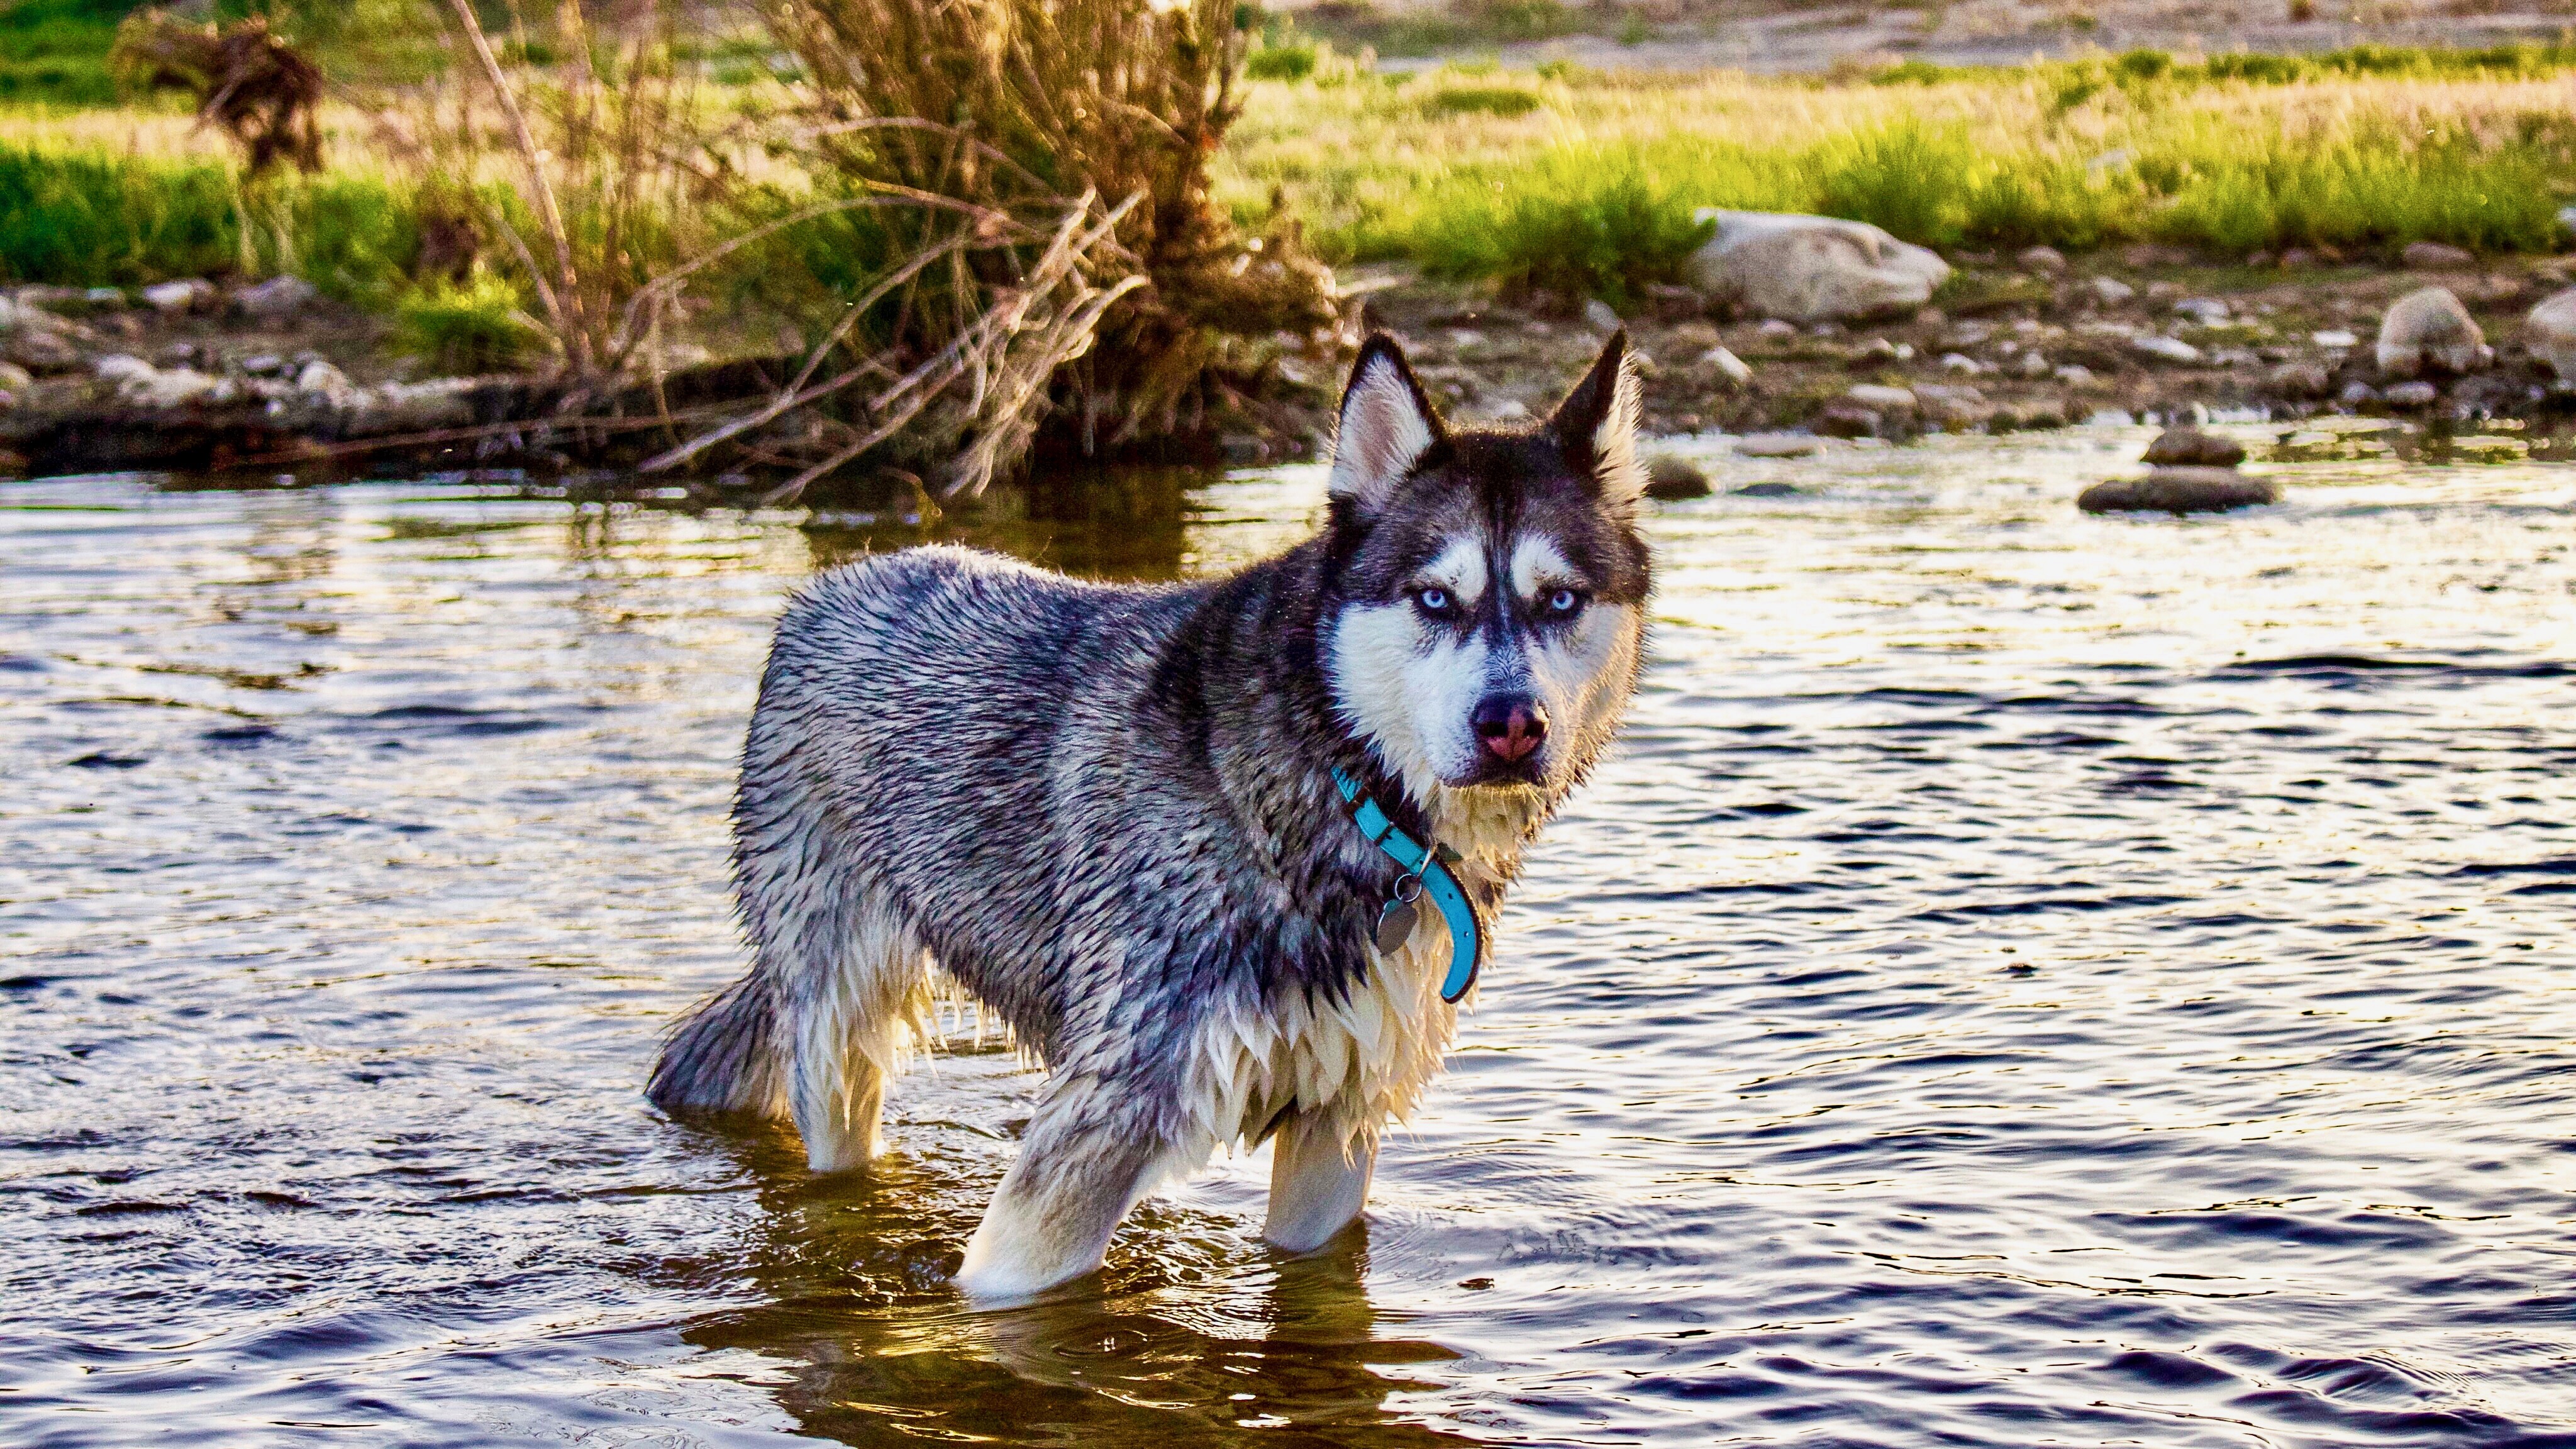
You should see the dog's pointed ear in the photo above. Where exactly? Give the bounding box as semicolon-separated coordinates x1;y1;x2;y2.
1549;330;1645;506
1328;333;1443;516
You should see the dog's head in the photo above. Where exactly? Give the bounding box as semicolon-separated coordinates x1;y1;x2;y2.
1320;331;1652;812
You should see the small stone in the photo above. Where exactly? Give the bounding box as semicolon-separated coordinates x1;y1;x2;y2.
84;287;126;309
2384;379;2440;408
2402;240;2474;270
2130;335;2204;365
1702;345;1753;386
1582;298;1623;333
1814;403;1882;438
2173;297;2230;326
296;359;353;399
1756;318;1799;339
142;279;215;314
1643;453;1713;501
2142;425;2246;468
2053;364;2101;389
2089;276;2138;305
2340;381;2382;406
233;274;323;321
2017;245;2068;274
2078;467;2280;515
2014;351;2050;379
1736;433;1824;458
1730;481;1801;497
241;353;286;377
2311;330;2358;349
2279;248;2317;269
1938;352;1982;375
2266;362;2333;399
2245;250;2273;269
1846;383;1916;411
2523;287;2576;380
2377;286;2490;377
0;361;30;392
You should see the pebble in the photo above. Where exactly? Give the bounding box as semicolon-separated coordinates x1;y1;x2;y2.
2385;380;2440;408
2311;330;2358;348
2402;240;2474;270
1702;346;1753;386
2089;276;2138;305
2017;245;2068;275
2173;297;2230;325
1582;298;1623;333
1938;352;1982;375
1846;383;1916;412
2129;335;2203;365
2142;426;2246;468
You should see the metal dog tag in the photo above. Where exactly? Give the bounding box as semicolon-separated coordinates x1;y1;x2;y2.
1374;897;1419;954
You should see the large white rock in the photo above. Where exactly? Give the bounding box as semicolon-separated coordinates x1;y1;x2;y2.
2377;286;2490;377
1685;210;1951;323
2525;287;2576;380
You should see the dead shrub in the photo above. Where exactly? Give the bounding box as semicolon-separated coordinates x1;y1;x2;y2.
110;9;325;176
764;0;1342;472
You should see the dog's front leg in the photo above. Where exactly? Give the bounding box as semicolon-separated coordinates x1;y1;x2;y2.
955;1079;1167;1301
1264;1109;1377;1253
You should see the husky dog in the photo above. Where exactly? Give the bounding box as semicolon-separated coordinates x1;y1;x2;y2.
649;331;1653;1299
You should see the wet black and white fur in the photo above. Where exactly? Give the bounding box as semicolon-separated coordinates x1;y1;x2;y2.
648;333;1652;1299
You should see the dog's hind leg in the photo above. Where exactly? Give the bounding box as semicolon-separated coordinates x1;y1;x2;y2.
1263;1109;1378;1253
955;1081;1175;1300
782;897;931;1174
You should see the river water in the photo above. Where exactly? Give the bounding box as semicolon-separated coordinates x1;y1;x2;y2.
6;421;2574;1448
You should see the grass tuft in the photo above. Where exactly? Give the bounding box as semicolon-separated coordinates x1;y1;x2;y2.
390;272;547;373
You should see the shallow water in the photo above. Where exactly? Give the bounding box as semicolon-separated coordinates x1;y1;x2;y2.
6;423;2575;1448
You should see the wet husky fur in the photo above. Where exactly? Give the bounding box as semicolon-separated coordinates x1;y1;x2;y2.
648;332;1652;1298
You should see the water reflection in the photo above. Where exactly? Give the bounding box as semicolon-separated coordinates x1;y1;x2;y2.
670;1125;1467;1445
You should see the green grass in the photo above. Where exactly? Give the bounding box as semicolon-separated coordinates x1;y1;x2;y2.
1321;115;2571;300
0;0;141;106
390;272;545;372
0;145;237;285
1419;82;1541;118
0;144;430;296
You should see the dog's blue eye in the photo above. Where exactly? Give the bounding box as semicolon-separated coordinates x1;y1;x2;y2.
1547;589;1583;616
1414;587;1450;613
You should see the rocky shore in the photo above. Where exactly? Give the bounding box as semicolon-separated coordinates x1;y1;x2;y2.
1363;226;2576;448
8;214;2576;484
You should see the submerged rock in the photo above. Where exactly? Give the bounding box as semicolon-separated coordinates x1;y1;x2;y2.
2141;425;2246;468
1736;433;1824;458
2377;287;2490;377
1643;453;1713;501
1731;481;1801;497
2079;467;2280;515
1685;210;1951;323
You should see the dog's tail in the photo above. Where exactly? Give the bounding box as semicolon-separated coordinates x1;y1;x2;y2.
647;973;786;1117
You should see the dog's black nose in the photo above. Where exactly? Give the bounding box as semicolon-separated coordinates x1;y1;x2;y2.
1473;696;1547;763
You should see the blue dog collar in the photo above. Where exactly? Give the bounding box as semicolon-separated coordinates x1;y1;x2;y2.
1331;767;1482;1003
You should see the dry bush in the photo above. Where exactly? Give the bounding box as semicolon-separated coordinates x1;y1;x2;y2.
110;9;325;175
416;0;740;379
767;0;1341;469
